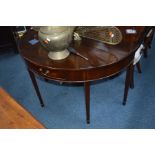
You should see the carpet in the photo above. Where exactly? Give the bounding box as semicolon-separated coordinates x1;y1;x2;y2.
0;36;155;128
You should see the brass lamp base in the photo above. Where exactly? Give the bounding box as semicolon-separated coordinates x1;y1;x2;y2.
48;49;70;60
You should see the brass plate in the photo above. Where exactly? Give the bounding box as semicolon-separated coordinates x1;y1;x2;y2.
75;26;123;45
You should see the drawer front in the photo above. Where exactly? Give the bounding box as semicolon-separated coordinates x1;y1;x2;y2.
26;61;67;81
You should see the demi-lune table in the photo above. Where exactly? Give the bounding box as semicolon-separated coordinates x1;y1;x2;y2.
19;26;145;124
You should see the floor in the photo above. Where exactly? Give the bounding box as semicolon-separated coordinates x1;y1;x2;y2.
0;37;155;128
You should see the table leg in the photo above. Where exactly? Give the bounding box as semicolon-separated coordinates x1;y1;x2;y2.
136;62;142;73
130;65;134;89
143;47;148;58
84;82;90;124
123;64;133;105
28;69;45;107
44;78;49;82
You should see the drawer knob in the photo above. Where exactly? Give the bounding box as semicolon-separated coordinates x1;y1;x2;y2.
39;68;43;72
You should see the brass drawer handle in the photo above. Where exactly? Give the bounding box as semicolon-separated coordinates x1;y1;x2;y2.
38;68;66;81
44;70;50;75
39;68;50;75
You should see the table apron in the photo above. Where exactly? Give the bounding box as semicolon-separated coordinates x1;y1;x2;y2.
24;53;134;83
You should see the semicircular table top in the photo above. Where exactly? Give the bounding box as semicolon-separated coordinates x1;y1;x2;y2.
19;26;145;82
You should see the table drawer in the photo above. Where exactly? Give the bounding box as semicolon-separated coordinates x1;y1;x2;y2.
26;61;67;81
